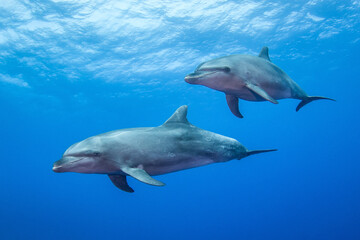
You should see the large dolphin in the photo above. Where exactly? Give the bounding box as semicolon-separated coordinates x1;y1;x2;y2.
53;106;276;192
185;47;335;118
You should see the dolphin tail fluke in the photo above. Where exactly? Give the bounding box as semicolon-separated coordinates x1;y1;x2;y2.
244;149;277;158
296;96;335;112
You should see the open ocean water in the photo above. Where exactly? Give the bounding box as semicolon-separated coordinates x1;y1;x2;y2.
1;0;360;239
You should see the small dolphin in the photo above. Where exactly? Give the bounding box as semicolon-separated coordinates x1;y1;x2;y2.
185;47;335;118
53;106;276;192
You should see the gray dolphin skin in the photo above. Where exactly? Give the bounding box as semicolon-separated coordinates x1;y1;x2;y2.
185;47;335;118
53;106;276;192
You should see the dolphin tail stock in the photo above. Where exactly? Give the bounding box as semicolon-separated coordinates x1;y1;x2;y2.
296;96;335;112
242;149;277;159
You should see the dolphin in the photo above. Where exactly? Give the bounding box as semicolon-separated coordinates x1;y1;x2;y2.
185;47;335;118
53;105;276;192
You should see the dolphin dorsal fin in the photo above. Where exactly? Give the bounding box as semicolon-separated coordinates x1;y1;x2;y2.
258;46;271;61
162;105;190;126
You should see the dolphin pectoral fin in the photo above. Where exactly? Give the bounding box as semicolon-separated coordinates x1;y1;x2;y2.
226;94;243;118
121;167;165;186
245;83;278;104
108;174;134;193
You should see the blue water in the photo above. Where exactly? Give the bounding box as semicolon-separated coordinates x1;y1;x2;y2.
1;1;360;239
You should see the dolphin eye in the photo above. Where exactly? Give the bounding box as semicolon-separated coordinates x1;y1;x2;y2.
223;67;231;73
93;152;101;156
83;150;101;156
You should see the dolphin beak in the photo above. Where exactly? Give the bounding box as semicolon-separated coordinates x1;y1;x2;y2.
185;66;230;82
52;166;61;172
184;74;196;83
185;71;217;83
184;73;197;82
52;156;86;173
52;159;64;172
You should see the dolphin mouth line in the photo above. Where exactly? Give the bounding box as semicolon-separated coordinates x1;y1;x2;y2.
185;67;230;80
53;157;86;171
185;70;218;80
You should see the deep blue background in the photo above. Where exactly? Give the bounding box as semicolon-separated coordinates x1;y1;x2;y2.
1;1;360;239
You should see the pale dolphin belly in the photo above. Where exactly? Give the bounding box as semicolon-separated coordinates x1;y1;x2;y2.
143;156;215;176
232;80;294;101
